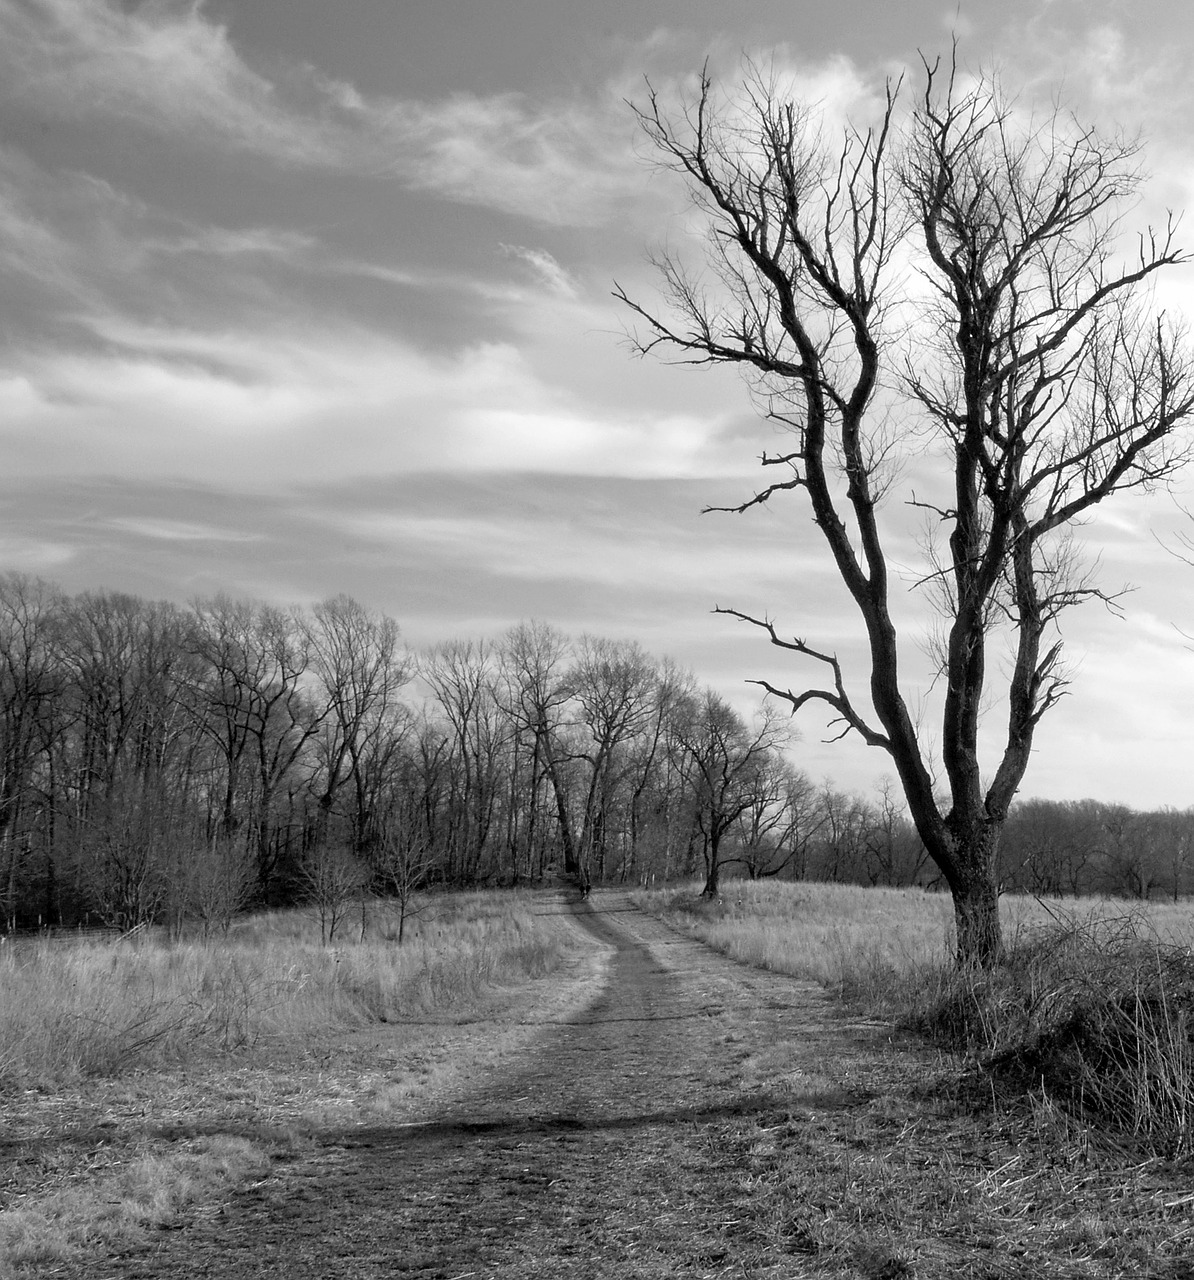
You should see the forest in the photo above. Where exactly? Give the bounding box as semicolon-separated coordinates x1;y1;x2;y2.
1;570;1190;934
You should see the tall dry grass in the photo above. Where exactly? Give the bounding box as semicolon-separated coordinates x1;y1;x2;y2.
0;891;571;1088
637;879;1194;1154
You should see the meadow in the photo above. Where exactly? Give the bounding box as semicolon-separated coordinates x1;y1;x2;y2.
7;879;1194;1276
0;892;586;1276
636;879;1194;1157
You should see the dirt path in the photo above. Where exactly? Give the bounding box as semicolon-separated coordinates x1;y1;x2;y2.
63;892;883;1279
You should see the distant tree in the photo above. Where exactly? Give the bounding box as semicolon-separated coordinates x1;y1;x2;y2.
1096;801;1157;899
1146;807;1194;902
619;54;1194;963
813;785;875;884
673;691;791;896
174;834;256;941
496;622;578;877
735;758;819;881
299;838;368;946
188;597;324;896
372;808;435;945
421;639;507;883
567;636;661;883
863;778;929;886
999;798;1098;896
308;596;410;858
0;575;62;929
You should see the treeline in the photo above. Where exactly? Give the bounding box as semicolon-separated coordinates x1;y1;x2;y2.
999;799;1194;901
0;573;874;931
2;573;1189;935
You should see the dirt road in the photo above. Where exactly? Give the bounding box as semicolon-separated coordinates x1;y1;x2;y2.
70;892;878;1279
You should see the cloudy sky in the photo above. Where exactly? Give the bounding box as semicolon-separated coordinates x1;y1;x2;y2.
2;0;1194;808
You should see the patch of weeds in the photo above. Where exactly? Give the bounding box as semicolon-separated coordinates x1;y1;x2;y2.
0;1134;270;1276
912;910;1194;1157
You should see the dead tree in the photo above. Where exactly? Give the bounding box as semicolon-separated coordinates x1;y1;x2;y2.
618;54;1194;964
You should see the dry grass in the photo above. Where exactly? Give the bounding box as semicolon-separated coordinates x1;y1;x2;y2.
639;879;1194;1157
0;889;586;1278
0;1136;270;1276
633;880;955;1011
0;891;568;1088
637;879;1194;1273
920;910;1194;1158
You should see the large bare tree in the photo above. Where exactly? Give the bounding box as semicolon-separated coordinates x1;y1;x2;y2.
618;55;1194;963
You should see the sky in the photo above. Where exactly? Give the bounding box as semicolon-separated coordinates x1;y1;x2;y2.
2;0;1194;809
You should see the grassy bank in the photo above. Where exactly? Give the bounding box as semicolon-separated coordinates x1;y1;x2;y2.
636;879;1194;1155
0;889;584;1276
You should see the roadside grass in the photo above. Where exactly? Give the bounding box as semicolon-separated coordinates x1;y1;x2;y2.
637;879;1194;1155
0;889;585;1278
639;879;1194;1273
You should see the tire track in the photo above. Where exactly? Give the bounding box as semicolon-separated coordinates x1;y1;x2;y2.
73;892;848;1279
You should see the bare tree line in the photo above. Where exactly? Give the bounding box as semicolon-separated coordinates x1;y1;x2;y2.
1;571;1190;935
0;575;881;932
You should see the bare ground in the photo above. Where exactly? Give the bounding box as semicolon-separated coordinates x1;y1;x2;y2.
29;891;1194;1278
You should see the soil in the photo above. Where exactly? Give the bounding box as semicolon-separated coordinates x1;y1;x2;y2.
41;890;885;1278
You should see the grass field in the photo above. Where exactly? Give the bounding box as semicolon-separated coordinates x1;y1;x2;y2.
8;880;1194;1276
636;879;1194;987
0;892;568;1088
0;891;586;1277
636;879;1194;1157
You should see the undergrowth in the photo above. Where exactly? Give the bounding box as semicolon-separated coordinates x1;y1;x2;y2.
917;908;1194;1157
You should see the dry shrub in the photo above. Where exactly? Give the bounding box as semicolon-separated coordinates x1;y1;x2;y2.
914;909;1194;1155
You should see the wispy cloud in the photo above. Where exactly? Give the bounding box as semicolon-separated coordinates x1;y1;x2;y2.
0;0;352;164
0;0;645;225
500;245;578;298
373;91;641;227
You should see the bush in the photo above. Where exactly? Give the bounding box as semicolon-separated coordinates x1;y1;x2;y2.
914;910;1194;1155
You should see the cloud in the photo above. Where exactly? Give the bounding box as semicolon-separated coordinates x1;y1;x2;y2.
0;306;754;488
499;245;578;298
373;91;643;227
0;0;646;226
0;0;353;165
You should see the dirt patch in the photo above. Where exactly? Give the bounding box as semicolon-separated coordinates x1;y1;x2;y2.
29;892;1194;1278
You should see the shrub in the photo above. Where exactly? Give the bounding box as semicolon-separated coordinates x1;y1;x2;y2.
914;910;1194;1155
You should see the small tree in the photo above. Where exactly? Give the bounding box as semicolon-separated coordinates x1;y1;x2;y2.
373;811;436;945
176;834;256;941
619;53;1194;964
299;840;368;945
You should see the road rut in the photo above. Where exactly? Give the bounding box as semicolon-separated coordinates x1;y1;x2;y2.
74;891;867;1279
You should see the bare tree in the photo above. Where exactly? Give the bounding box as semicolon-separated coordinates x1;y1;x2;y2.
174;833;256;941
619;55;1194;964
496;622;577;877
421;639;507;883
0;575;62;929
188;597;324;895
307;596;409;852
734;756;819;881
299;838;368;945
567;636;661;884
673;691;791;897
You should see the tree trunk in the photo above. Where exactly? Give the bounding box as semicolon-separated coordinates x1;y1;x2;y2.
702;832;722;897
946;836;1003;966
